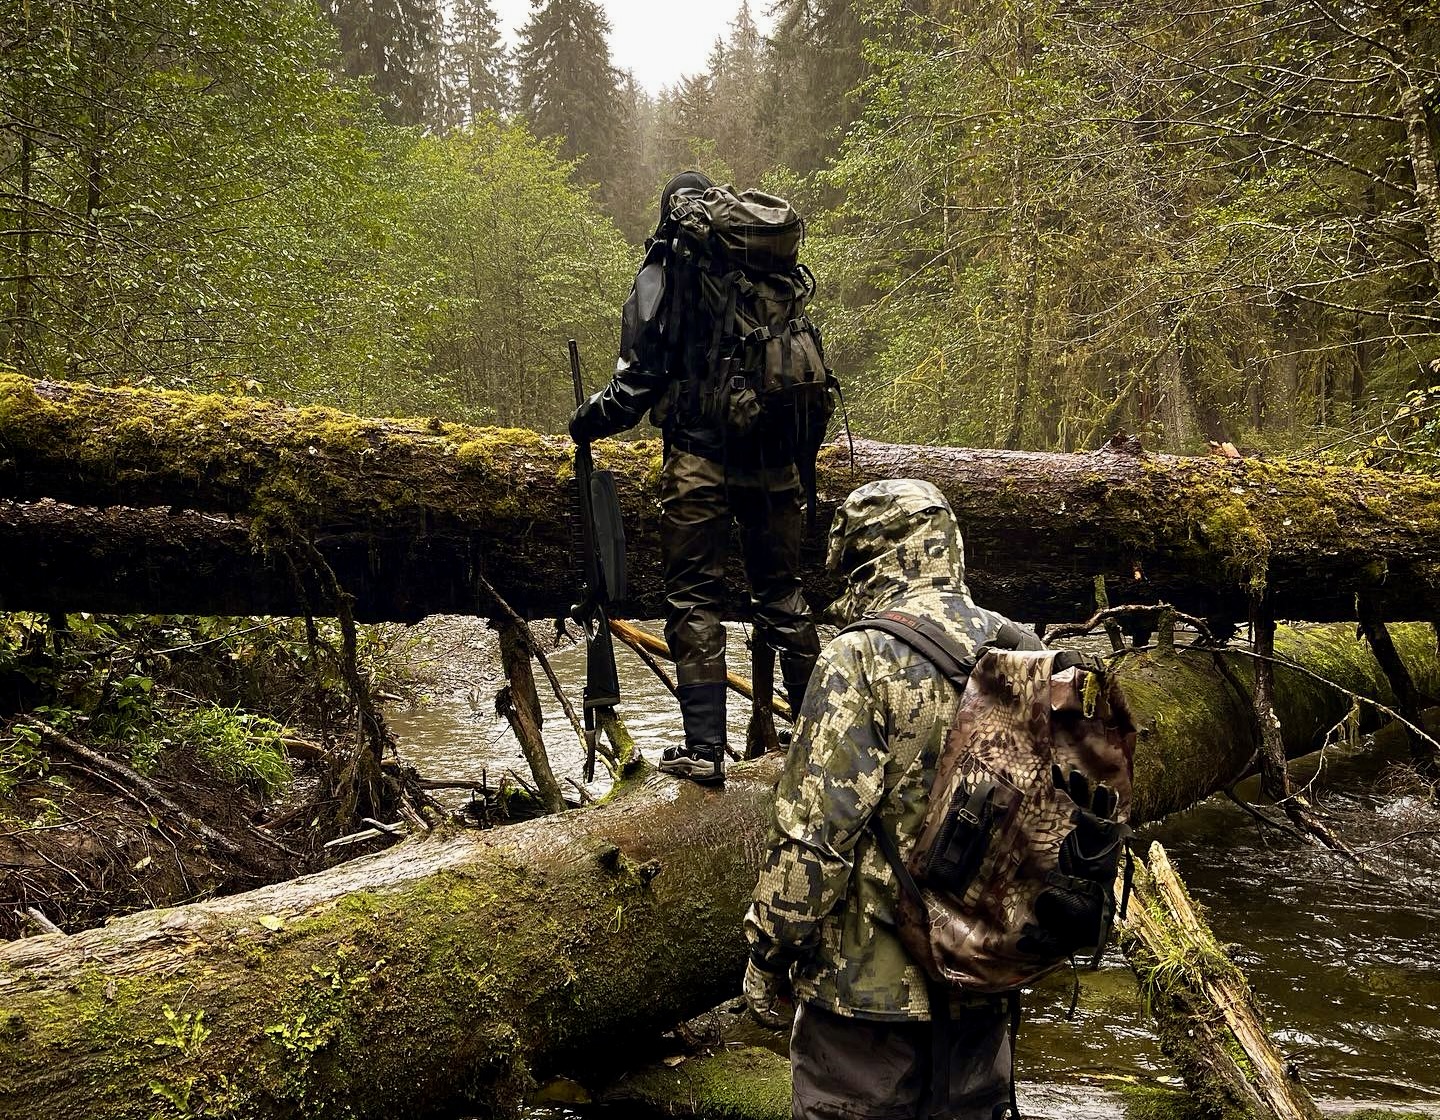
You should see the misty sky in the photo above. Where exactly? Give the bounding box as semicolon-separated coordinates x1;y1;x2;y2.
490;0;770;93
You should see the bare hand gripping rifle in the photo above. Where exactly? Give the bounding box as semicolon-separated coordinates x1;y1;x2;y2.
567;339;625;782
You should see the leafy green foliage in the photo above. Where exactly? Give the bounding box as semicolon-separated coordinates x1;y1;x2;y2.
345;120;633;427
0;0;632;431
178;705;293;799
807;0;1440;454
0;723;44;801
1355;380;1440;475
0;614;398;814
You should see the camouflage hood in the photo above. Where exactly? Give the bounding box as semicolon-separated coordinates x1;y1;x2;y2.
825;479;974;624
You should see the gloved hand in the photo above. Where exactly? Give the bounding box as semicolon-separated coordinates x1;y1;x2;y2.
743;958;792;1030
1018;766;1131;958
568;407;591;445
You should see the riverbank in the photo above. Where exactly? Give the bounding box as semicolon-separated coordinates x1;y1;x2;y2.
0;613;413;937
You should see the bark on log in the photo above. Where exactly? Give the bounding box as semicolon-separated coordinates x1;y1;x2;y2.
0;623;1433;1119
4;373;1440;624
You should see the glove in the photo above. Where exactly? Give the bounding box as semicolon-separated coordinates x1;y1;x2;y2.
743;958;792;1030
1051;765;1128;880
568;407;592;445
1018;766;1131;958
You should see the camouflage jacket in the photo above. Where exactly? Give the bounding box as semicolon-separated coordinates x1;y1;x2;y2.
744;480;1037;1021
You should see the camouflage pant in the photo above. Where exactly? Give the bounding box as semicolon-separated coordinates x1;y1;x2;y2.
790;1000;1012;1120
659;450;820;688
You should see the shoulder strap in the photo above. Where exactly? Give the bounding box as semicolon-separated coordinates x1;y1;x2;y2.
839;609;977;689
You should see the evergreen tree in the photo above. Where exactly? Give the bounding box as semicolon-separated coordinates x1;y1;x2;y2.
762;0;870;174
706;2;770;185
321;0;443;126
514;0;623;191
440;0;510;128
607;73;668;241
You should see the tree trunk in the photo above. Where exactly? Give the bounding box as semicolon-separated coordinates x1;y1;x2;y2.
1397;67;1440;293
0;622;1433;1119
3;375;1440;627
497;620;566;813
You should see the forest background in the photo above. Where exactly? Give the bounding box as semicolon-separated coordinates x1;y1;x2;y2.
2;0;1438;460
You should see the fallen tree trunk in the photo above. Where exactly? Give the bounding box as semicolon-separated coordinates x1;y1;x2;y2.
1120;842;1322;1120
0;623;1433;1118
4;373;1440;623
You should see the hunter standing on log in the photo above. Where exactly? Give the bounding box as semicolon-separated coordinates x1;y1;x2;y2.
569;170;838;785
744;479;1130;1120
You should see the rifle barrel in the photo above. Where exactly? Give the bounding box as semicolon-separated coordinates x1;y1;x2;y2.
569;339;584;408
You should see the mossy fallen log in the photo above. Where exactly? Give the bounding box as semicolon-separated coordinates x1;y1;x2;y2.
0;623;1433;1119
605;1047;792;1120
4;373;1440;623
1121;843;1322;1120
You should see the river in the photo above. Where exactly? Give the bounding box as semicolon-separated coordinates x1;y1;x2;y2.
385;619;1440;1118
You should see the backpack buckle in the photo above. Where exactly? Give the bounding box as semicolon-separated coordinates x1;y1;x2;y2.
789;316;811;334
746;326;773;344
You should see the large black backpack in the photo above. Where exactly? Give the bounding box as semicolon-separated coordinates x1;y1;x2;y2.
662;184;839;519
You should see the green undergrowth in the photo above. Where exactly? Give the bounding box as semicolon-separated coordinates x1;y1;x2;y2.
0;614;317;797
0;611;417;938
178;704;292;797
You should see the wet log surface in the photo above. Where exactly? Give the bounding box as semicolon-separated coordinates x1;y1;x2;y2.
3;373;1440;623
0;623;1433;1119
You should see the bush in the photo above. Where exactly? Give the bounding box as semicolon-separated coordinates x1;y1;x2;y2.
177;705;293;799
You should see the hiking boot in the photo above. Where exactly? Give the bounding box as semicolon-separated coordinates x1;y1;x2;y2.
658;744;724;784
662;682;727;785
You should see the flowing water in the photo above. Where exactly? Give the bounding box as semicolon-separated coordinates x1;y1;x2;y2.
386;620;1440;1118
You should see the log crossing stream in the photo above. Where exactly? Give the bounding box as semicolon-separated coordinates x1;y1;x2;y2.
385;619;1440;1119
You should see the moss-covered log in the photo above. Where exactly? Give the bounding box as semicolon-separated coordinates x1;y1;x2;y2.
1121;842;1322;1120
4;373;1440;623
0;623;1434;1119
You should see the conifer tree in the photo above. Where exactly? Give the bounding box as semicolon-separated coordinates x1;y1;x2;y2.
440;0;511;128
321;0;444;126
762;0;870;173
514;0;624;190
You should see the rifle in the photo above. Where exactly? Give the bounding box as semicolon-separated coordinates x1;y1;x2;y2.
568;339;625;782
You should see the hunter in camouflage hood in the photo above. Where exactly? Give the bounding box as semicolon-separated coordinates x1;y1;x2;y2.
824;478;975;626
745;479;1040;1023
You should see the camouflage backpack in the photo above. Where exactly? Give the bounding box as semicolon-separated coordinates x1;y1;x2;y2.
661;184;839;518
844;611;1137;995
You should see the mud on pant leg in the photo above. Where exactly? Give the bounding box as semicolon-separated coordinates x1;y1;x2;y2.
660;452;732;687
733;465;820;707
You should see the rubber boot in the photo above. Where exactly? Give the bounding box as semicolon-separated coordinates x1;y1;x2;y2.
661;682;727;785
781;653;818;720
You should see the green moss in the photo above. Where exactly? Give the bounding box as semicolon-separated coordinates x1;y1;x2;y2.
613;1046;792;1120
1345;1110;1434;1119
1120;1084;1213;1120
1198;499;1271;595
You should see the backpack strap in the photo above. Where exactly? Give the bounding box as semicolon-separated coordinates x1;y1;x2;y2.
844;609;989;904
838;609;978;689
